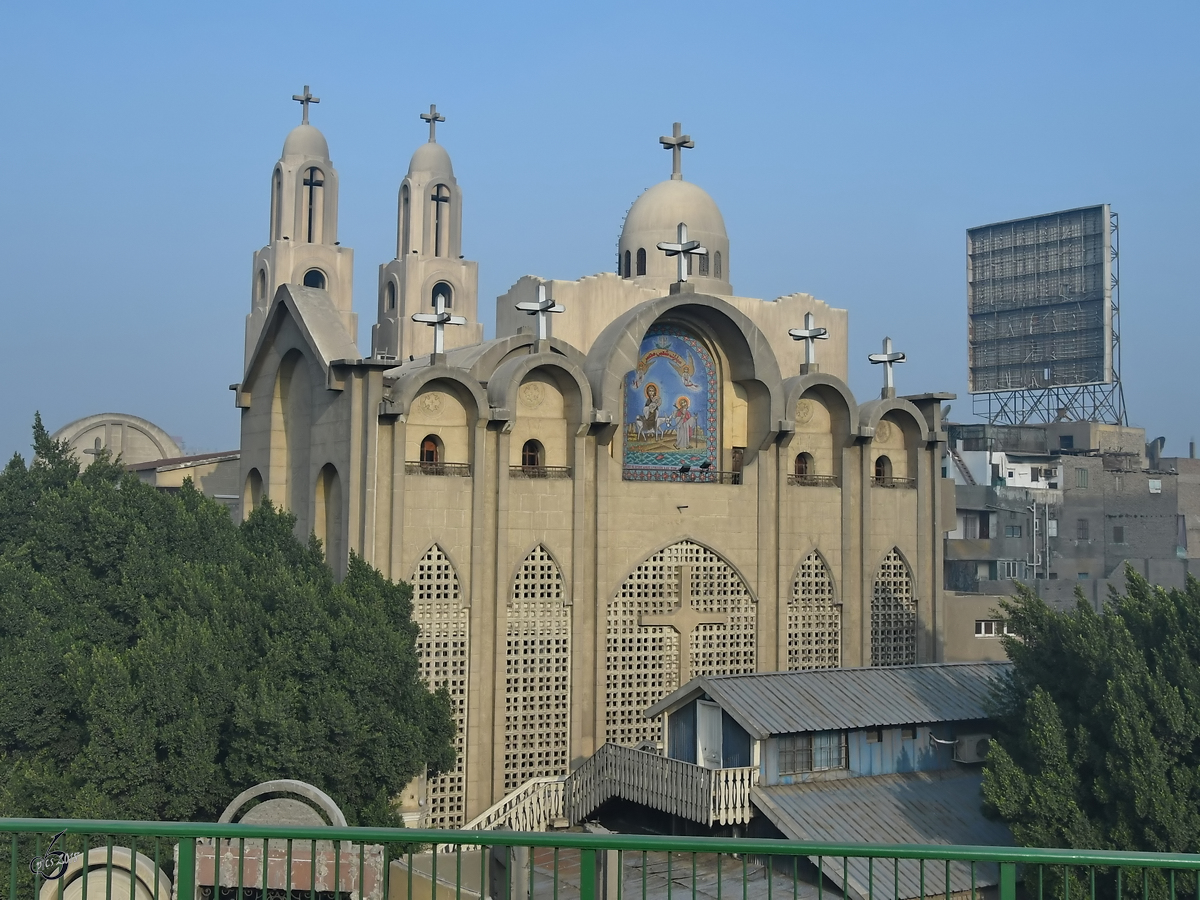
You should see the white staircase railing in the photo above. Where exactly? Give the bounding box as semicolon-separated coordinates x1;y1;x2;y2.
437;776;567;851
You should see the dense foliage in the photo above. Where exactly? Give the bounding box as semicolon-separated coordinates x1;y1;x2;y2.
0;416;454;825
983;573;1200;862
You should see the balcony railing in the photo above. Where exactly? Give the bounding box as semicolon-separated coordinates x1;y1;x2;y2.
4;817;1199;900
623;466;743;484
872;475;917;488
510;465;572;479
405;461;472;477
787;473;840;487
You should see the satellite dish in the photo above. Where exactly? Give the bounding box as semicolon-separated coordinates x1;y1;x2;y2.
941;404;952;421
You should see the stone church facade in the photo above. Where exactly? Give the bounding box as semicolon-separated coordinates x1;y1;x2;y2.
234;99;954;827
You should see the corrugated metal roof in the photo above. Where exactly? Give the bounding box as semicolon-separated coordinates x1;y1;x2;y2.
752;771;1013;900
645;663;1010;738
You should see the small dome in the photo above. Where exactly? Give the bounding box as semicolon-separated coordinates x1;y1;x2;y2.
622;179;727;241
408;141;454;178
282;124;329;159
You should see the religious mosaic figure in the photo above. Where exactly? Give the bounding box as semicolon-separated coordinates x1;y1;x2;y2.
670;396;695;448
634;383;662;441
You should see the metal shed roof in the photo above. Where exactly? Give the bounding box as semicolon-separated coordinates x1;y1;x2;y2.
752;771;1013;900
644;662;1010;738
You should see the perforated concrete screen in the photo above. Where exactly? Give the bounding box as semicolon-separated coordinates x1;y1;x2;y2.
606;541;756;749
505;546;570;792
870;549;916;666
412;545;469;827
967;205;1112;393
788;551;841;670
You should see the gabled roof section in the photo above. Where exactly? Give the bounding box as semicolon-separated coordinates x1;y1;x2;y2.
644;662;1010;738
244;284;360;385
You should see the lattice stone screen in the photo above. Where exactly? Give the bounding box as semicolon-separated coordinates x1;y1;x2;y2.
871;548;916;666
788;551;840;670
412;545;469;828
606;541;756;750
505;545;570;793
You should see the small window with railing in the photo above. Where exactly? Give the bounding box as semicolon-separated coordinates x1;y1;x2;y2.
778;731;847;774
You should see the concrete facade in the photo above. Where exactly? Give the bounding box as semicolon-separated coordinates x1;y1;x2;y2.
234;107;958;825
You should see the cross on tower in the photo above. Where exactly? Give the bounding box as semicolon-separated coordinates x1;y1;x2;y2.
788;312;829;369
660;122;694;181
515;284;565;342
421;104;445;142
657;223;707;283
868;336;907;398
83;438;104;458
292;85;320;124
639;565;730;686
411;291;467;355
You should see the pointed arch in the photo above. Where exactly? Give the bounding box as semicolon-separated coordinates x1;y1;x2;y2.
605;540;756;750
871;548;916;666
504;544;570;791
314;463;342;566
788;551;840;670
411;544;469;827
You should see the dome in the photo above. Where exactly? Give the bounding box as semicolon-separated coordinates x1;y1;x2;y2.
407;141;454;178
282;123;329;159
622;179;727;241
618;179;732;294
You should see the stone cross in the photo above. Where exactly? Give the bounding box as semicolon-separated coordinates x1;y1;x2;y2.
868;336;907;398
639;565;729;685
660;122;694;181
788;312;829;368
515;284;565;342
657;223;708;283
83;438;104;458
411;291;466;355
292;85;320;125
421;104;445;142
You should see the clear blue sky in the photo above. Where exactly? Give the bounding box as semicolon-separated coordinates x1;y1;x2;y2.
2;1;1197;460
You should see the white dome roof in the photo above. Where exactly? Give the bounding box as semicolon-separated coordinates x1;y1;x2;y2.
408;141;454;178
622;179;728;241
282;123;329;159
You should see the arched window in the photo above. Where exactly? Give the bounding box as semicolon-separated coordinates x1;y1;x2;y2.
432;183;451;256
243;468;263;518
871;549;916;666
623;250;631;278
636;248;647;276
714;251;722;278
314;463;342;566
386;281;396;312
400;183;411;255
698;253;709;276
303;269;326;289
302;167;325;243
521;440;543;469
875;455;892;480
432;281;453;309
257;269;267;303
271;168;283;240
795;452;813;477
420;434;442;465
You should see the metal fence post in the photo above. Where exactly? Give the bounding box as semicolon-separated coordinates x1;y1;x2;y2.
176;838;196;900
581;849;597;900
1000;862;1017;900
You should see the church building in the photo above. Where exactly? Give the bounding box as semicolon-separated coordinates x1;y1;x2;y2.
234;91;955;827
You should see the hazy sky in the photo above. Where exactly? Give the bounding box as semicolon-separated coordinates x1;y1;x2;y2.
2;1;1197;461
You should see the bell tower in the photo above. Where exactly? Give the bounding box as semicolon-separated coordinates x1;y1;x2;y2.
246;86;357;365
372;105;482;360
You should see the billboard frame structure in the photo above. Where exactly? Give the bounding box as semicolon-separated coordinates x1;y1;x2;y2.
967;205;1126;426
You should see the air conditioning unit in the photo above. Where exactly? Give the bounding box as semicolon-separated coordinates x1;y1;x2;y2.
953;734;991;764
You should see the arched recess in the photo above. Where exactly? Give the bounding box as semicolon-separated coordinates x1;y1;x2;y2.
782;374;857;483
271;167;283;240
399;183;411;256
504;545;570;792
870;548;916;666
314;463;342;565
410;544;469;827
605;540;756;749
406;379;474;466
788;551;840;670
271;349;311;516
301;166;325;243
243;468;263;519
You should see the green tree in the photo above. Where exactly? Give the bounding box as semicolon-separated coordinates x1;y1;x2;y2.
0;418;453;826
982;573;1200;894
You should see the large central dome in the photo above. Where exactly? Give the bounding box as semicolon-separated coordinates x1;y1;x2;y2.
618;178;732;295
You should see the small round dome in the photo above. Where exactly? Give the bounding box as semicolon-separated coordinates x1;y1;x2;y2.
618;179;732;295
282;123;329;159
408;141;454;178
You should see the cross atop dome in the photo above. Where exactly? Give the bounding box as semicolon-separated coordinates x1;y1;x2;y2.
292;85;320;125
660;122;694;181
421;104;445;143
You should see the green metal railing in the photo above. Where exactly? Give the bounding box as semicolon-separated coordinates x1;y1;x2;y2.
3;818;1199;900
